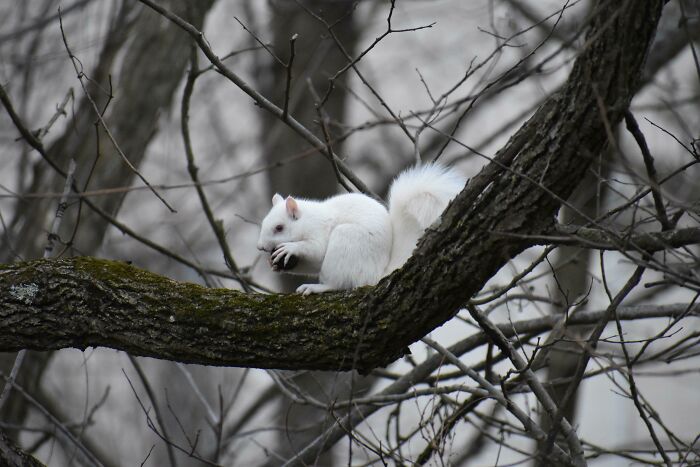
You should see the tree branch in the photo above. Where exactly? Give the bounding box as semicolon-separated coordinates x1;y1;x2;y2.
136;0;376;199
0;258;366;371
0;0;666;375
0;257;695;373
359;0;666;363
0;429;45;467
505;225;700;251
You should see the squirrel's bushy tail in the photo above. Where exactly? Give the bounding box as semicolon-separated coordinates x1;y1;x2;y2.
384;163;465;274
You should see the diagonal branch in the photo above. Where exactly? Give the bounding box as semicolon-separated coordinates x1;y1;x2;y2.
136;0;376;199
358;0;666;363
0;0;667;375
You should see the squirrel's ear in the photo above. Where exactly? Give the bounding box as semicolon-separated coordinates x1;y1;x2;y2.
272;193;284;206
285;196;299;219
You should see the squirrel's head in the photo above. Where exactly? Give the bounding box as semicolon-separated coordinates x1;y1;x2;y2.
257;193;301;252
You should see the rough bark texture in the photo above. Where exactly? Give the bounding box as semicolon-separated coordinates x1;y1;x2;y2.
0;430;44;467
0;258;364;370
356;0;665;364
0;1;665;373
1;258;695;373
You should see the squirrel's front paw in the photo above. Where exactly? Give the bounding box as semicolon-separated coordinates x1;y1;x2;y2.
271;243;299;271
296;283;333;295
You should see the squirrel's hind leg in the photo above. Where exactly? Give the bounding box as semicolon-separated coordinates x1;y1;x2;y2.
319;223;389;290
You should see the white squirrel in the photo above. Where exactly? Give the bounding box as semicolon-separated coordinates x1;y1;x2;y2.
257;164;465;295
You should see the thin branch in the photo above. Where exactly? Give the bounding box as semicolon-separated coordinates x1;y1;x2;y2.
180;45;251;291
232;16;283;66
0;373;104;467
612;307;673;466
122;370;221;467
36;88;74;141
306;78;354;192
421;337;576;466
541;266;645;458
44;159;77;258
0;83;49;161
624;111;671;230
58;7;176;213
137;0;376;199
127;356;179;467
506;225;700;252
281;33;298;121
464;304;585;466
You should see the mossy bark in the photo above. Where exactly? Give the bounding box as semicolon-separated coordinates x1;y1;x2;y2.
0;257;368;371
0;1;665;374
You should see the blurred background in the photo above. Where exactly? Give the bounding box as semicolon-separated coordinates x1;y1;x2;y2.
0;0;699;465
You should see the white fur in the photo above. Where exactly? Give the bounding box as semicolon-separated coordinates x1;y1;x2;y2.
385;164;466;274
258;193;391;294
257;164;465;294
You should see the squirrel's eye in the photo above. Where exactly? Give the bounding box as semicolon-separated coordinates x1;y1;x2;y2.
274;224;284;233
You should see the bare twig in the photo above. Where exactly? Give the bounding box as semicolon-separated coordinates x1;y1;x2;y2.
44;159;77;258
294;0;419;143
464;304;586;466
122;370;221;467
180;46;251;291
281;33;298;121
36;88;74;141
624;111;671;230
0;373;105;467
175;363;217;425
612;306;673;466
127;356;179;467
58;8;176;213
541;266;645;459
306;78;354;192
233;16;283;65
421;337;576;466
501;225;700;252
137;0;376;199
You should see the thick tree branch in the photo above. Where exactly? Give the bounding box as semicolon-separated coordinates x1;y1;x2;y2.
358;0;666;363
0;0;663;371
0;258;366;371
1;257;696;373
0;1;666;374
0;429;44;467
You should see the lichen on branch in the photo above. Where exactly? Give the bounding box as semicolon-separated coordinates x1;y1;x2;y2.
1;0;668;375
